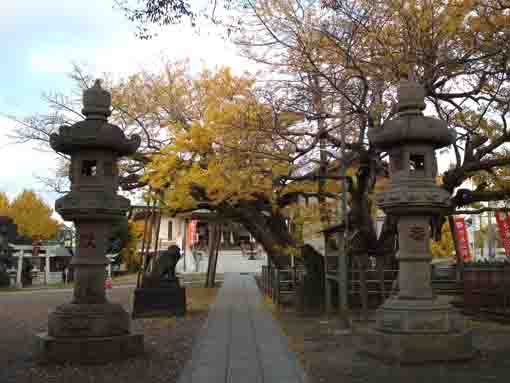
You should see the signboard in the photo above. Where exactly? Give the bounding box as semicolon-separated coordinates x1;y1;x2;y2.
495;212;510;257
454;217;471;262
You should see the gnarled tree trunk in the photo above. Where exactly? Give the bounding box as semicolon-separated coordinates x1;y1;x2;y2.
224;202;325;311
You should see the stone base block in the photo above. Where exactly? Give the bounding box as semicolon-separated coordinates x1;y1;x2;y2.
132;287;186;319
48;302;130;338
376;297;466;334
35;332;144;364
359;328;475;364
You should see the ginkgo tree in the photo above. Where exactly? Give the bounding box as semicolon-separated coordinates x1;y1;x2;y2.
143;66;335;260
0;192;10;217
0;190;60;241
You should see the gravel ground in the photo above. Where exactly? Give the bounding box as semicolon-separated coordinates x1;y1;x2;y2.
0;285;217;383
274;308;510;383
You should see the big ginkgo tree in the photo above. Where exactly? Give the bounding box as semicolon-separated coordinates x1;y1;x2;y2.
142;67;333;262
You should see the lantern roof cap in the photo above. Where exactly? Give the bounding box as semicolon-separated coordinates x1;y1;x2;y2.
49;79;141;155
368;80;455;149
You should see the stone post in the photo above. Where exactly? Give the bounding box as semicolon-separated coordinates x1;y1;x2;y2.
36;80;143;364
45;256;50;285
16;254;23;288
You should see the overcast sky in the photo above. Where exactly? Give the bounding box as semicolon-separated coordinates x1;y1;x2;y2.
0;1;251;214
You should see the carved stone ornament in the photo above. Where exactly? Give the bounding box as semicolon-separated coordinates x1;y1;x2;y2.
409;226;426;241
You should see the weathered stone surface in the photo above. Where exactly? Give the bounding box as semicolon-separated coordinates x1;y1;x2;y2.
375;296;466;334
132;287;186;318
35;332;143;364
359;328;474;364
48;303;130;337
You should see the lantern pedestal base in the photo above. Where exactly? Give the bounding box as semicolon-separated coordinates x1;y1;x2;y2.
359;328;474;364
35;332;143;364
359;296;475;363
47;302;130;338
36;302;144;364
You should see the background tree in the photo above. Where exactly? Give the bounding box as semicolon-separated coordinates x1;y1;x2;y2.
0;216;16;287
430;221;455;258
7;190;59;240
118;220;145;272
0;192;10;216
115;0;239;38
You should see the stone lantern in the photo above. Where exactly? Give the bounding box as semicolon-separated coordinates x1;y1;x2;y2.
36;80;143;364
363;80;473;362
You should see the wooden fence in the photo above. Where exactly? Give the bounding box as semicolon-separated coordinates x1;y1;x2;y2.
260;265;464;311
462;263;510;319
260;265;305;308
259;261;510;322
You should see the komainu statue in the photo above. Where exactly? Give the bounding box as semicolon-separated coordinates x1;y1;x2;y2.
142;245;182;288
133;244;186;318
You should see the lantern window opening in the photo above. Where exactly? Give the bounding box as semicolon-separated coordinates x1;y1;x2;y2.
409;154;425;173
82;160;98;177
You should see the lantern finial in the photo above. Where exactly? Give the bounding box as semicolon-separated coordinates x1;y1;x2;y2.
82;79;111;119
396;79;426;114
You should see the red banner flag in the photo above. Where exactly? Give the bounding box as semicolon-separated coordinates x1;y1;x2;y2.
495;212;510;257
187;220;198;247
454;217;471;262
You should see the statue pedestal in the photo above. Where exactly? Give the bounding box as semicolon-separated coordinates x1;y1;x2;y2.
360;296;474;363
132;280;186;318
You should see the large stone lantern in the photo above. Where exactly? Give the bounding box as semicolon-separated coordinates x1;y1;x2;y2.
36;80;143;364
363;80;473;362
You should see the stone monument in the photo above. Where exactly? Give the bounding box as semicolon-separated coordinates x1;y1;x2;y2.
361;79;473;363
36;80;144;364
132;245;186;318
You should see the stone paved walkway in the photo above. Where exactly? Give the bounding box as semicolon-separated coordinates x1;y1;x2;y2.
178;273;308;383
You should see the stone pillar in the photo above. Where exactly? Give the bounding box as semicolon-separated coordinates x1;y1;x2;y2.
16;254;23;288
397;216;434;300
71;222;110;304
45;256;50;285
